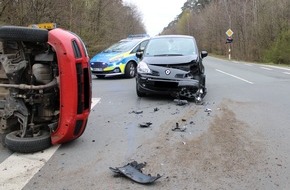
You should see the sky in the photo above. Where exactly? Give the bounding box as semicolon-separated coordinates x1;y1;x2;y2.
123;0;186;36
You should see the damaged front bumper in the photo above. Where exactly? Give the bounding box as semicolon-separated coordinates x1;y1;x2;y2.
136;74;206;100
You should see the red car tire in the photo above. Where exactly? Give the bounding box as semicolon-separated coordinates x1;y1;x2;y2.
0;26;48;42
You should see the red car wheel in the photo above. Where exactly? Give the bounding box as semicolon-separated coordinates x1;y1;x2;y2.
0;26;48;42
5;130;51;153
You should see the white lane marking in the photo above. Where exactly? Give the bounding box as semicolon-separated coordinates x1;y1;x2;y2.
283;72;290;75
216;69;254;84
261;65;290;71
0;98;101;190
0;145;60;190
91;98;101;108
260;67;273;71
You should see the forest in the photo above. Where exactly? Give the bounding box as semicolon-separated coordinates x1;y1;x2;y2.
163;0;290;65
0;0;289;65
0;0;146;55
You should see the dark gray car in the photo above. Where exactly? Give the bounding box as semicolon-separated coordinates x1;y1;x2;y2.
136;35;207;103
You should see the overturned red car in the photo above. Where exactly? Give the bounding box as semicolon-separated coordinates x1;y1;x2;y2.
0;26;92;153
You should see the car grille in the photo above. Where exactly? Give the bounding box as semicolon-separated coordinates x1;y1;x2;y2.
154;81;178;88
76;64;91;114
91;62;108;68
152;62;199;74
151;70;160;76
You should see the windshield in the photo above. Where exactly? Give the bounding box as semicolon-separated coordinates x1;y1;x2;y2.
144;37;197;56
103;40;141;53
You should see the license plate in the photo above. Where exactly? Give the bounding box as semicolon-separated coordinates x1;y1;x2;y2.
92;68;103;71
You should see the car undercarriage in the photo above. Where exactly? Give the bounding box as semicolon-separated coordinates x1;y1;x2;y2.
0;26;91;153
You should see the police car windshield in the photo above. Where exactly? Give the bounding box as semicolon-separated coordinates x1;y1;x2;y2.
103;40;141;53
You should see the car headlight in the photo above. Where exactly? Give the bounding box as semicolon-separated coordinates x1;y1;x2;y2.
137;61;151;74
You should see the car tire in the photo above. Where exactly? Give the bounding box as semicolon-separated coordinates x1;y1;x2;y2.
0;26;48;42
5;130;51;153
125;62;136;78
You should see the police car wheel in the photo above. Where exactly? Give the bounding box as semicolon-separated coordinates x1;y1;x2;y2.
125;62;136;78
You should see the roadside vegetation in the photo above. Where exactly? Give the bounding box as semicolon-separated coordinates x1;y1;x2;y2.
162;0;290;65
0;0;146;55
0;0;289;65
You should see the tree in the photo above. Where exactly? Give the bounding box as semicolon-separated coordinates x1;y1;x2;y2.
161;0;290;64
0;0;146;56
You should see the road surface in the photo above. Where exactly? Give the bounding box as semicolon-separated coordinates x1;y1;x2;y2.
1;56;290;190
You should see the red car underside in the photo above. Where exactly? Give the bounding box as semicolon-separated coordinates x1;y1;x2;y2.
48;28;91;144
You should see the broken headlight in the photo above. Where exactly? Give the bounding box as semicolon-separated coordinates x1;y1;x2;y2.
137;61;151;74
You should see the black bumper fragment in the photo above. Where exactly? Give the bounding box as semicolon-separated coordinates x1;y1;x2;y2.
109;161;162;184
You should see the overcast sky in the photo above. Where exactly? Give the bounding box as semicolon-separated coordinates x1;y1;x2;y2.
123;0;186;36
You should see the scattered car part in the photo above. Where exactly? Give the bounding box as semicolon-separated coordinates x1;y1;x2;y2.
139;122;152;128
174;99;188;106
109;161;161;184
205;108;212;112
153;107;159;112
172;123;186;132
0;26;92;153
130;110;143;114
205;108;212;115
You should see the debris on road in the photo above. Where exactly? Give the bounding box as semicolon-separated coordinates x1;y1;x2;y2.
109;161;162;184
139;122;152;128
130;110;143;114
189;121;195;125
204;108;212;112
205;108;212;116
172;123;187;132
154;107;159;112
174;99;188;106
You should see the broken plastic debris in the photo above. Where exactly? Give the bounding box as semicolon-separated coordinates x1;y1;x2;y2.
109;161;162;184
154;107;159;112
195;96;202;104
174;99;188;106
172;123;186;132
130;110;143;114
139;122;152;128
205;108;212;112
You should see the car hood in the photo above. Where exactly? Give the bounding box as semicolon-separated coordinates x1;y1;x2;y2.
90;51;124;63
142;54;199;65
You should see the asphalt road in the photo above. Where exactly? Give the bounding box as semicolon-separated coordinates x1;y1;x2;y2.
1;56;290;190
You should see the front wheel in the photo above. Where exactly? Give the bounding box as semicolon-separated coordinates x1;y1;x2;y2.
5;130;51;153
125;62;136;78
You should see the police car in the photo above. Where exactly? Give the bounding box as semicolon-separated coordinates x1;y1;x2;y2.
90;34;149;78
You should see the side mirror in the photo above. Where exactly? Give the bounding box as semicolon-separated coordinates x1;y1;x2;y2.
136;51;143;59
201;51;208;58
